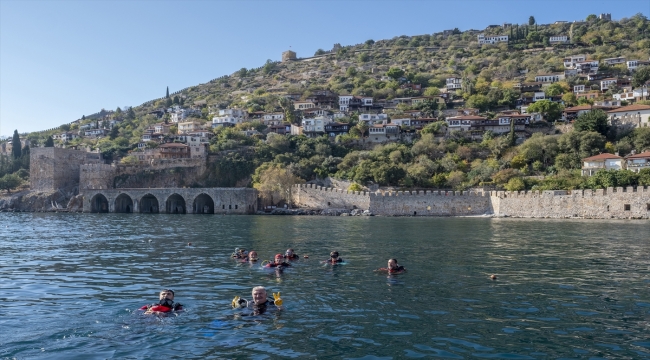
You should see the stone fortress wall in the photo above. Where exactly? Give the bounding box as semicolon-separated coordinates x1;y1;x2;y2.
30;147;103;192
293;184;650;219
80;158;206;190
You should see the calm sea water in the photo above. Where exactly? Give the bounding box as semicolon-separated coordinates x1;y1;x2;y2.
0;213;649;359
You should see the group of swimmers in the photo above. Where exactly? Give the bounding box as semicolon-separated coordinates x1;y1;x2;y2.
139;249;407;316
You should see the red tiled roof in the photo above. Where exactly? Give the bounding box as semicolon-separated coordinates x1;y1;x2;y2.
626;151;650;159
582;153;622;161
607;104;650;113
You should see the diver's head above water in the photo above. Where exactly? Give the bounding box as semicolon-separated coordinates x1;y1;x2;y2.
252;286;267;305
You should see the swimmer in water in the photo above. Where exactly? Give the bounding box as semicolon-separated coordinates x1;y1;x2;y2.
139;289;183;314
376;258;406;274
265;254;291;268
244;250;259;263
283;248;299;261
232;286;283;316
231;248;248;259
324;251;344;264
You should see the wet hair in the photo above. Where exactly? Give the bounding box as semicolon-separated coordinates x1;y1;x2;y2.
162;289;174;296
330;251;339;258
252;286;266;295
389;258;398;264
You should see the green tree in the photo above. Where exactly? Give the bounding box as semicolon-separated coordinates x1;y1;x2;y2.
166;86;169;98
545;83;565;97
253;164;304;205
586;14;597;21
44;136;54;147
386;67;405;80
528;16;536;25
562;93;577;106
0;173;21;193
423;87;440;97
505;177;525;191
466;94;490;112
11;130;21;159
574;109;609;136
632;67;650;87
526;100;563;121
638;168;650;186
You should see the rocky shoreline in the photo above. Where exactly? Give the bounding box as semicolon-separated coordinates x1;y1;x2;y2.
0;189;83;213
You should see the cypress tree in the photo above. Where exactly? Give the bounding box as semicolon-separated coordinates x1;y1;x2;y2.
508;119;516;146
11;130;21;159
166;86;170;98
45;136;54;147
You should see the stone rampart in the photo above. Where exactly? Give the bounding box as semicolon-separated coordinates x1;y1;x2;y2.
369;190;493;216
80;164;117;190
292;184;370;210
31;147;103;192
291;184;650;219
492;187;650;219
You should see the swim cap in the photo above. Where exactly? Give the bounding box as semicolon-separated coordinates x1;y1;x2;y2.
274;253;283;260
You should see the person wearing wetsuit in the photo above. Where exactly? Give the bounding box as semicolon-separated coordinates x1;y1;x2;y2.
283;248;299;261
139;289;183;314
265;254;291;268
232;286;282;316
244;250;259;263
231;248;248;259
324;251;344;264
377;258;406;273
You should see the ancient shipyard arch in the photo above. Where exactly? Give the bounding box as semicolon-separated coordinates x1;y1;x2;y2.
83;188;257;214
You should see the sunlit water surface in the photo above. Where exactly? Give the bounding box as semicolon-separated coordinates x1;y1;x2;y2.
0;214;649;359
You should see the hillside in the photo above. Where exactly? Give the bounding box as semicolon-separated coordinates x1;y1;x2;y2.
1;13;650;198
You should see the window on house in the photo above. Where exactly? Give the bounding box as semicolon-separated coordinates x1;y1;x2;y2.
624;204;631;211
229;205;232;209
235;205;238;209
222;205;225;209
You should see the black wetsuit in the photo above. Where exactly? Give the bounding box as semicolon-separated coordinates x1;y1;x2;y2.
284;254;299;260
236;298;279;316
266;261;291;268
325;258;344;264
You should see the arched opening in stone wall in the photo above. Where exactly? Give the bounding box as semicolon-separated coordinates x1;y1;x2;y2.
140;194;159;213
90;194;109;213
166;194;186;214
193;193;214;214
114;194;133;213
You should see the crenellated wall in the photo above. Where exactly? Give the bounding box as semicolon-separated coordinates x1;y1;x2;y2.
291;184;650;219
492;187;650;219
292;184;370;210
31;148;103;192
369;190;492;216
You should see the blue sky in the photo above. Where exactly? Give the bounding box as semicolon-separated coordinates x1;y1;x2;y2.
0;0;647;137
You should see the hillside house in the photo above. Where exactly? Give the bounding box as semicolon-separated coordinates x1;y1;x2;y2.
600;78;618;91
267;124;291;135
477;34;508;44
562;105;619;121
534;73;565;83
446;77;462;91
564;55;586;68
178;121;203;133
262;113;284;125
603;57;626;65
625;151;650;173
446;115;485;133
157;143;191;159
324;122;350;138
581;153;624;176
84;129;108;138
575;61;599;74
294;101;316;111
153;123;171;135
574;85;586;93
411;96;445;105
607;104;650;128
212;108;247;127
301;116;331;138
60;132;80;142
627;60;650;71
358;113;388;125
368;124;400;143
549;36;569;43
576;92;600;102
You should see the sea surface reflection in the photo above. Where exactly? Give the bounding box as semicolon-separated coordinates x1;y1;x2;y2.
1;213;649;359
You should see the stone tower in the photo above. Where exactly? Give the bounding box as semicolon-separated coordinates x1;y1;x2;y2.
282;50;297;62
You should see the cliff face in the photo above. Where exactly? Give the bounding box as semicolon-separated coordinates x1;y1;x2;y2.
0;187;82;212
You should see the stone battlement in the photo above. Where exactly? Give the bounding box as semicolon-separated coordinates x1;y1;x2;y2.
292;184;650;219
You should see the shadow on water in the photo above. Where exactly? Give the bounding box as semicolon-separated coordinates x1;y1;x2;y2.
0;213;649;358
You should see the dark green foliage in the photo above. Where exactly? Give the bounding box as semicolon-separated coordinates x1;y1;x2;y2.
166;86;169;98
11;130;21;159
586;169;638;189
45;136;54;147
632;67;650;87
529;16;536;26
0;173;21;193
573;109;609;136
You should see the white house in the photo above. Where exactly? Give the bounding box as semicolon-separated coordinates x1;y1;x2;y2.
563;55;586;68
607;104;650;128
533;92;546;102
574;85;586;93
581;153;624;176
627;60;650;71
603;57;626;65
339;95;353;112
358;113;388;125
446;77;462;91
301;116;332;137
170;109;197;123
625;151;650;173
534;73;565;83
477;34;508;44
294;101;316;110
212;108;247;127
84;129;108;137
60;132;80;141
367;124;401;143
262;112;284;125
613;92;636;101
178;121;203;133
549;36;569;43
600;78;618;91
